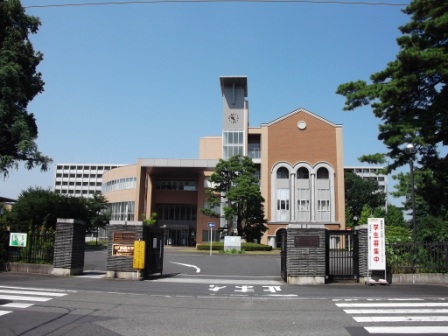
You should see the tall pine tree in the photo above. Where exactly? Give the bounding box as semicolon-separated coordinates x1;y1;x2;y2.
0;0;51;177
337;0;448;219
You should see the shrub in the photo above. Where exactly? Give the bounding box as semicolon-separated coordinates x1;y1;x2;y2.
196;242;272;251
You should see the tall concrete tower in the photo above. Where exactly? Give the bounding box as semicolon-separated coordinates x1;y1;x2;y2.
220;76;248;159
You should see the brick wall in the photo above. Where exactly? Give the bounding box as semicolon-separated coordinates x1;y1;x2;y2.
53;218;85;275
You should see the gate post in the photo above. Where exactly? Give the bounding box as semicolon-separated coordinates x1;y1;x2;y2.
106;221;144;280
53;218;85;276
356;225;369;283
286;223;326;285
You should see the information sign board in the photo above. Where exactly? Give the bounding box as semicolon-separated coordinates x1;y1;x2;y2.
368;218;386;271
9;233;27;247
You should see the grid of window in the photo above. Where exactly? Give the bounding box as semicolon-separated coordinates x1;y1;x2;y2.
108;201;135;221
223;130;244;159
103;177;136;193
155;204;197;221
53;164;124;198
248;143;260;159
155;180;197;191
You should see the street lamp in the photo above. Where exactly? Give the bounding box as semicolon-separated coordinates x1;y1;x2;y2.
405;144;417;244
406;144;417;272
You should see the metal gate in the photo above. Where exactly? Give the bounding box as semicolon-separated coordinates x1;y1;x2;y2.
325;230;359;282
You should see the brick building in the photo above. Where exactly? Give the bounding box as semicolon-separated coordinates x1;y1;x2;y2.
102;76;346;246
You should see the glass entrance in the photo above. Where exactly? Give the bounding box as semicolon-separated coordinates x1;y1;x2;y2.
164;228;196;246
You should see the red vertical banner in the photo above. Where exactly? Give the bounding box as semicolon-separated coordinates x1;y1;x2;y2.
368;218;386;271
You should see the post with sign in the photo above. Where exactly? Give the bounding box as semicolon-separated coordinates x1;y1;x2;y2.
367;218;388;285
208;222;215;256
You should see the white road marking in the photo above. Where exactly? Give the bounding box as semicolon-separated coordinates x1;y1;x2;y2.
209;285;227;292
262;286;281;293
170;262;201;273
365;326;448;334
386;298;425;301
0;285;75;293
2;302;34;308
0;286;74;320
0;294;52;302
355;316;448;322
235;286;254;293
344;308;448;314
0;289;67;297
338;299;448;334
337;302;448;308
150;278;284;285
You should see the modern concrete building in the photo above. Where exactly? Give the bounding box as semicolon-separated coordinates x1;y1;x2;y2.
101;76;346;246
53;163;125;197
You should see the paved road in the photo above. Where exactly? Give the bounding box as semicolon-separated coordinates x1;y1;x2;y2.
1;248;448;335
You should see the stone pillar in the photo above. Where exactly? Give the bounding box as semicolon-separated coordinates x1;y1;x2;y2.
53;218;85;276
106;221;143;280
286;223;326;285
356;225;369;283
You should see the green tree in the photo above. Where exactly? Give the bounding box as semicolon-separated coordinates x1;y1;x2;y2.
385;225;413;244
202;156;267;241
374;204;407;228
390;170;428;218
417;215;448;243
8;187;62;231
6;187;108;232
84;193;110;234
344;171;386;227
358;204;373;226
0;0;51;177
336;0;448;218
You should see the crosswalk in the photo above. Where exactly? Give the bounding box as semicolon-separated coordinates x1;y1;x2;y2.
335;298;448;334
0;285;72;317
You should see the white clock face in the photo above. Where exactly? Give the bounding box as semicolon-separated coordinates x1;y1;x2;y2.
228;113;239;124
297;121;307;130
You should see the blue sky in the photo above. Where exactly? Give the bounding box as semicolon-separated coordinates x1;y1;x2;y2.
1;0;411;200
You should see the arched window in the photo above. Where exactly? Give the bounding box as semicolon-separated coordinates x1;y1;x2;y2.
274;166;290;221
297;167;309;179
317;167;329;179
296;167;310;221
277;167;289;179
316;167;330;221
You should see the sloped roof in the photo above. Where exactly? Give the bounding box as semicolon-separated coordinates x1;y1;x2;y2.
260;107;342;128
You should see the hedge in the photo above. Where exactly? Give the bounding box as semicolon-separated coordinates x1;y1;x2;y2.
197;242;272;251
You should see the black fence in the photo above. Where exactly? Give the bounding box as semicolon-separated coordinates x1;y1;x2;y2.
326;230;359;281
387;242;448;274
0;231;55;264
